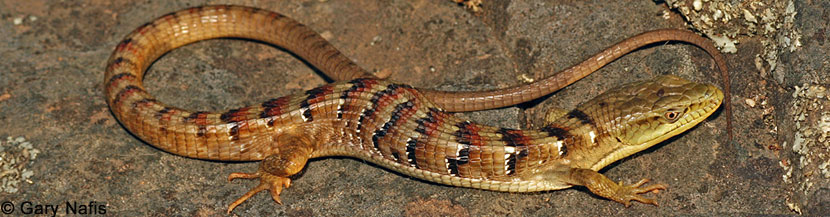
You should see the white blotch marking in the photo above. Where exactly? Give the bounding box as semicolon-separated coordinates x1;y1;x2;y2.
356;108;366;133
405;138;416;164
504;146;515;153
299;108;309;122
445;158;451;174
554;140;565;156
335;99;345;117
589;131;597;144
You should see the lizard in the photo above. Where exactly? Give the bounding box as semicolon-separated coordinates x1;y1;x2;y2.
104;5;727;213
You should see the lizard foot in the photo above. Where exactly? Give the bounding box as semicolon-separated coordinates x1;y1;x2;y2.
568;168;668;207
227;170;292;214
612;178;667;207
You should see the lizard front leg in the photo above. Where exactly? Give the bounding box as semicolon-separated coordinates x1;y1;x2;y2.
566;168;667;206
226;132;315;213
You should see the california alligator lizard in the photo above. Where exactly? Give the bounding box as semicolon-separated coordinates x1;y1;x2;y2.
105;5;726;213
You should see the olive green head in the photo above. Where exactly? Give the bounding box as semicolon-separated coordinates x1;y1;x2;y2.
569;75;723;170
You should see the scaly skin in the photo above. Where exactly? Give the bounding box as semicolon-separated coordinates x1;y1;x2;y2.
104;5;725;213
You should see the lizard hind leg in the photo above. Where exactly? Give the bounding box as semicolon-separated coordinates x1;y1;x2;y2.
226;134;314;214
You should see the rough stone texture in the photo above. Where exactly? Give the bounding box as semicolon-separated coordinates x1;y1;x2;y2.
0;0;822;216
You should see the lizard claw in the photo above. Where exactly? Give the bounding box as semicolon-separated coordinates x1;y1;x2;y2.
227;171;292;214
614;178;667;207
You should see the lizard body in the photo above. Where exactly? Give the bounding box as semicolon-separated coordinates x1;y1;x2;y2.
104;5;725;213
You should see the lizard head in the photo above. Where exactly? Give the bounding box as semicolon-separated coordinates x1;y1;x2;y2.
553;75;723;171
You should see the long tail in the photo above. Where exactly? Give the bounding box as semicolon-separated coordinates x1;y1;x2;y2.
104;5;374;160
421;29;731;139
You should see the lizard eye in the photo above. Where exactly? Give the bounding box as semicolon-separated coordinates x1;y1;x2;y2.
665;111;679;120
663;108;686;122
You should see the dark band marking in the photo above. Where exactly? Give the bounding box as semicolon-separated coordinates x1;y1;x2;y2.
135;21;156;35
506;153;516;175
415;107;443;136
220;108;252;123
338;79;376;119
197;126;207;137
155;107;172;120
497;128;531;147
567;109;594;126
540;125;568;141
302;108;313;122
115;37;139;55
405;138;419;168
447;120;475;176
541;125;570;156
358;83;406;132
498;128;532;175
261;96;290;118
447;145;470;176
229;124;240;141
108;57;139;71
337;104;355;119
113;85;144;107
453;121;484;146
391;151;401;163
371;101;415;153
106;72;136;87
184;111;209;125
116;38;133;51
505;149;529;175
130;98;157;110
299;85;334;122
